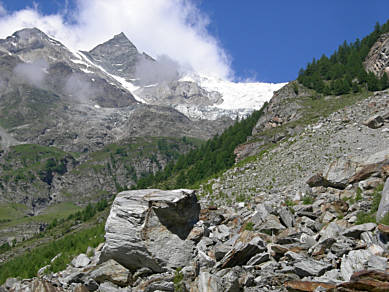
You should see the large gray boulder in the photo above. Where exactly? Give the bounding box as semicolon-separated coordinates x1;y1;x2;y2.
100;189;200;272
376;178;389;222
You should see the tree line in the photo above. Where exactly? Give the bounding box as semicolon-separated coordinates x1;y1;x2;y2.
134;105;267;189
298;20;389;95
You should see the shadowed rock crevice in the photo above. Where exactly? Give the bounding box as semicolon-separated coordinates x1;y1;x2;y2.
151;195;200;240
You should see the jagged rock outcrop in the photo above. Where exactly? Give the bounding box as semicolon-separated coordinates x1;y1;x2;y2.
252;81;311;135
100;189;200;272
364;33;389;78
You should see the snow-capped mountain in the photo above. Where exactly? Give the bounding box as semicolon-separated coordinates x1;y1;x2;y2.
0;27;286;151
74;31;286;120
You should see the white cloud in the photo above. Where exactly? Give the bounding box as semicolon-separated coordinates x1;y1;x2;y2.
0;2;6;16
13;59;48;87
0;0;232;79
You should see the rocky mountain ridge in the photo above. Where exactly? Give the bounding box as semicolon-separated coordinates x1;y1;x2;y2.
0;28;227;152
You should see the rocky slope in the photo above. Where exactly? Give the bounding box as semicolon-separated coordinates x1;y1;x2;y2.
2;172;389;291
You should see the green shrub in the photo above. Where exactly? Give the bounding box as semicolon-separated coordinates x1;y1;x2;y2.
371;184;384;212
285;199;296;207
245;222;254;231
173;268;185;292
380;212;389;225
302;195;314;205
355;184;384;225
355;187;363;201
356;211;376;225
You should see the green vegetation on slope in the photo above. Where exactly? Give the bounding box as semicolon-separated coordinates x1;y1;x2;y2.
135;105;267;189
298;20;389;95
69;136;202;193
0;144;75;188
355;184;384;224
0;223;105;284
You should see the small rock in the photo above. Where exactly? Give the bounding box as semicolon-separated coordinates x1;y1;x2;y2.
294;259;332;277
278;207;295;228
363;114;384;129
340;249;372;281
368;244;384;256
342;223;377;239
284;280;335;291
257;215;286;235
198;272;222;292
376;178;389;222
214;243;231;261
90;259;131;287
71;254;91;268
216;231;266;269
246;252;270;266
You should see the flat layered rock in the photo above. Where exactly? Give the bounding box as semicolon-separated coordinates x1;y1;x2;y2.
285;280;335;292
335;270;389;291
323;159;358;189
342;223;377;239
294;259;333;277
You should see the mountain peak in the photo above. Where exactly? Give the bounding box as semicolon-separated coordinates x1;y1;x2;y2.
90;32;137;53
114;32;128;40
12;27;49;40
84;33;144;79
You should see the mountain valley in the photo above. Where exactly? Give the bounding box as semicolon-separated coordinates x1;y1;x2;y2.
1;19;389;292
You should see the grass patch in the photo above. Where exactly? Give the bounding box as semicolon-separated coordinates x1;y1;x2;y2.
356;184;384;225
0;203;28;222
0;202;81;228
244;222;254;231
302;195;314;205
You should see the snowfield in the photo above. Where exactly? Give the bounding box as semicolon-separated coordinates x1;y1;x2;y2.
180;74;286;111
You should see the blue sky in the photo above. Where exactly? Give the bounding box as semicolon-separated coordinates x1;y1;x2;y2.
0;0;388;83
198;0;389;82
